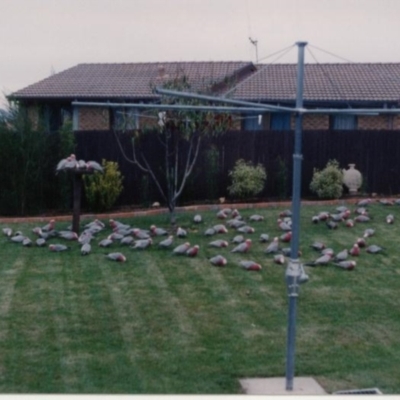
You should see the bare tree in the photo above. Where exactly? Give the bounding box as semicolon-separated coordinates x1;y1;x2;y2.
113;75;232;224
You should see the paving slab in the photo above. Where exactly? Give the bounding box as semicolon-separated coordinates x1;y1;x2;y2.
239;377;327;395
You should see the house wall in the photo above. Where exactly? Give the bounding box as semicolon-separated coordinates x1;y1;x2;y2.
302;114;329;130
27;105;40;129
358;115;396;130
78;107;110;130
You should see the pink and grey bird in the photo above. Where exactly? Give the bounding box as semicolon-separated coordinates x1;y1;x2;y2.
304;253;332;267
49;244;69;252
239;260;262;271
209;239;229;248
120;236;134;246
280;231;292;243
105;252;126;262
131;238;152;250
193;214;202;224
150;225;168;236
366;244;384;254
363;228;375;238
204;228;216;236
172;242;191;255
81;243;91;255
41;219;56;232
355;215;371;223
259;233;270;243
310;241;325;251
158;235;174;248
132;229;151;240
36;238;46;247
334;260;356;270
356;237;366;248
216;210;228;219
264;237;279;254
231;239;252;253
59;231;78;241
237;225;255;234
249;214;264;222
232;235;245;244
186;245;200;257
99;237;113;247
386;214;394;224
349;243;360;256
273;254;285;265
334;249;348;262
176;227;187;238
213;224;228;234
209;255;227;266
2;227;12;237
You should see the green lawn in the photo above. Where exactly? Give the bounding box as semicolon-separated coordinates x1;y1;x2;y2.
1;202;400;394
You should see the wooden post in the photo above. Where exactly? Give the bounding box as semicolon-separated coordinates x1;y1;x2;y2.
72;173;83;234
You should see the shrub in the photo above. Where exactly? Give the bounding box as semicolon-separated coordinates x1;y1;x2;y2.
83;159;124;212
309;159;343;199
228;159;267;199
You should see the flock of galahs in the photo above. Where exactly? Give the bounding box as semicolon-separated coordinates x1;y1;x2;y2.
1;197;395;274
55;154;104;174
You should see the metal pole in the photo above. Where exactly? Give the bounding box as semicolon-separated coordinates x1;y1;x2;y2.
285;41;307;391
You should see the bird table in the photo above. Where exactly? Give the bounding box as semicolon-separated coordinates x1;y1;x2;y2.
71;170;94;234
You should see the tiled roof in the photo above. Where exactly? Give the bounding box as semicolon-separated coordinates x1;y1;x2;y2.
10;61;400;104
10;62;254;100
229;63;400;103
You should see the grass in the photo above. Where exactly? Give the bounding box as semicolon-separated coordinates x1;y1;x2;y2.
1;201;400;393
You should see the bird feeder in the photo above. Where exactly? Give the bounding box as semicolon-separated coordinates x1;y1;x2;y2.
55;155;104;234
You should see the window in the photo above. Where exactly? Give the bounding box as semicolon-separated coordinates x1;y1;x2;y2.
242;114;264;131
270;113;291;130
330;114;357;130
112;107;139;130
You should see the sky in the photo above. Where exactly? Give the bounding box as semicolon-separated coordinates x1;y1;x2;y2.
1;0;400;107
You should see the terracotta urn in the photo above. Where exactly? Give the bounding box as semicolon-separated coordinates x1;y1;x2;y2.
343;164;362;195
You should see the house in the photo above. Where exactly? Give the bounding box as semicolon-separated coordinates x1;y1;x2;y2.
9;61;400;132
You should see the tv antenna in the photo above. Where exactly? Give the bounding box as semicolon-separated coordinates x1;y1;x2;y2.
249;37;259;63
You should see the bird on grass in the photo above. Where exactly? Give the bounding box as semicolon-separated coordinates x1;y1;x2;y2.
158;235;174;248
264;237;279;254
208;240;229;248
105;252;126;262
334;260;356;270
81;243;91;255
209;255;227;266
239;260;262;271
186;245;200;257
231;239;252;253
49;244;69;252
304;253;332;267
172;242;191;255
131;238;152;250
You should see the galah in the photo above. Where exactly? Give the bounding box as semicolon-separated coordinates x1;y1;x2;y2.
363;228;375;238
227;219;245;229
105;252;126;262
336;206;349;213
231;209;240;218
172;242;191;255
150;225;168;236
311;216;319;224
41;219;55;232
355;207;368;215
208;239;229;248
84;219;105;229
349;243;360;256
380;198;393;206
334;260;356;270
330;213;344;222
159;235;174;248
259;233;270;243
221;208;232;215
2;227;12;237
277;219;291;231
279;209;292;218
78;231;93;244
355;215;371;223
55;158;68;173
264;237;279;254
113;227;134;236
356;237;366;248
213;224;228;234
386;214;394;224
237;225;255;234
249;214;264;222
59;231;78;241
109;219;130;230
84;225;103;235
321;248;334;257
310;241;325;251
49;244;69;252
216;210;228;219
10;234;26;244
86;160;104;173
204;228;216;236
326;221;338;230
176;227;187;238
357;198;372;206
63;154;78;170
186;245;200;257
193;214;202;224
120;236;135;246
345;219;354;228
36;238;46;247
22;237;32;247
99;237;113;247
366;244;384;254
280;231;292;243
81;243;91;255
132;229;151;240
131;238;152;250
231;239;252;253
109;232;124;241
273;254;285;265
334;249;348;262
209;255;227;266
232;235;245;244
304;253;332;267
239;260;262;271
318;212;330;221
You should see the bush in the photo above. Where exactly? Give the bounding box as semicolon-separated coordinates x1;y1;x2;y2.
83;159;124;212
228;159;266;199
310;159;343;199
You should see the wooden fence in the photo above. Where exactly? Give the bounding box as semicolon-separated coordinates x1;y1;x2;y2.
75;129;400;206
